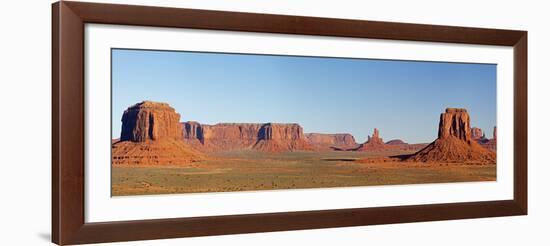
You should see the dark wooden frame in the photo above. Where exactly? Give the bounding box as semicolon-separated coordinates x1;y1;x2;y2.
52;1;527;245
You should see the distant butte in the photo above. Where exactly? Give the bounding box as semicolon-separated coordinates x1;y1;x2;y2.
353;128;390;151
477;126;497;152
385;139;406;145
305;133;358;150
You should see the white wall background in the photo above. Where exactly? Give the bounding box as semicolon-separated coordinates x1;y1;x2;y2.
0;0;547;245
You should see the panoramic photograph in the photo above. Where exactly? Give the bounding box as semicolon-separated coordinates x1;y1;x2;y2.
111;49;497;196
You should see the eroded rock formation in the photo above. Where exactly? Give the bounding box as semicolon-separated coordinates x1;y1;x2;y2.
437;108;472;142
407;108;496;163
471;125;497;152
471;127;483;140
353;128;390;151
120;101;182;142
182;122;313;152
112;101;202;165
305;133;358;150
253;123;314;152
182;121;204;144
369;128;384;144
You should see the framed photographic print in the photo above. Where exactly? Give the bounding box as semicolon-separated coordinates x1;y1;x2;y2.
52;1;527;245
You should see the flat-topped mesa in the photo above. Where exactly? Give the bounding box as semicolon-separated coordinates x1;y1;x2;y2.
407;108;496;163
181;122;313;152
205;123;262;141
333;134;357;146
253;123;314;152
305;133;358;150
258;123;304;140
120;101;182;142
438;108;471;142
113;101;202;165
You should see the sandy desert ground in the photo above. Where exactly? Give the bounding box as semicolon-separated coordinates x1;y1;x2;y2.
112;150;496;196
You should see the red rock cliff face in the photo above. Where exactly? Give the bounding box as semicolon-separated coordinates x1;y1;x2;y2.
120;101;182;142
113;101;201;165
438;108;471;142
305;133;358;150
182;121;204;143
407;108;495;163
253;123;313;152
258;123;303;140
332;134;357;147
206;123;261;151
182;122;260;151
182;122;312;152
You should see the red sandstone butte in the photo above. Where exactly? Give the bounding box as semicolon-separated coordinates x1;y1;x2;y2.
407;108;496;164
353;128;391;151
120;101;182;142
112;101;202;165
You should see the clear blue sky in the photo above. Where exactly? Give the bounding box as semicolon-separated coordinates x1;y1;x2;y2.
112;49;496;144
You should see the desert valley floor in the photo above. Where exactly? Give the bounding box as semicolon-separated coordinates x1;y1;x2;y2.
112;150;496;196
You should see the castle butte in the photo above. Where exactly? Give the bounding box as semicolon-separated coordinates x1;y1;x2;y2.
406;108;496;164
349;128;427;152
112;101;202;165
353;128;387;151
